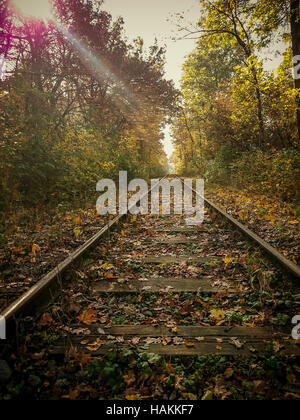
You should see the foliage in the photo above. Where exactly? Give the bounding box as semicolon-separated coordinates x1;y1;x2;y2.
0;0;176;223
172;0;299;203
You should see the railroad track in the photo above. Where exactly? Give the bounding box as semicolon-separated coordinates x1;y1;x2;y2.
1;175;300;360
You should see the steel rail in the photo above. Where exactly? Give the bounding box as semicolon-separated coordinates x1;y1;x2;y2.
175;175;300;281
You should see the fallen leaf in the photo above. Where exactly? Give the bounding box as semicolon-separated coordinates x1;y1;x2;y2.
104;273;119;279
273;341;284;353
32;244;41;255
129;337;141;346
229;337;244;349
78;309;98;325
73;217;82;225
101;263;114;270
62;389;80;400
224;368;234;379
125;395;139;401
86;339;107;352
214;378;231;400
210;309;225;321
185;342;195;348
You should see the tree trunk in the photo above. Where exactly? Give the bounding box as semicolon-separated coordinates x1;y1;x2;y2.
247;59;265;146
291;0;300;143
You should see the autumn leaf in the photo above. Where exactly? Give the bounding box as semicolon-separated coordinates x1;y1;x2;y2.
86;339;106;352
125;395;139;401
129;337;141;346
210;309;225;321
162;336;172;346
31;244;41;255
62;389;80;400
73;353;91;366
185;342;195;348
104;273;119;279
224;368;234;379
238;210;247;221
78;309;98;325
101;263;114;270
73;217;82;225
12;247;24;255
73;227;81;238
229;337;244;349
223;256;233;265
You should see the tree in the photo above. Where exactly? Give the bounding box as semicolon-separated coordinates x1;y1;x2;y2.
253;0;300;142
178;0;267;144
0;0;175;212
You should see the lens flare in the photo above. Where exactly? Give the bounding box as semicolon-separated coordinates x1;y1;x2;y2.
11;0;53;20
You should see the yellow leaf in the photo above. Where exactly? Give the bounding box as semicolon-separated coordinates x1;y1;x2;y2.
62;389;80;400
185;342;195;347
125;395;139;401
73;227;81;238
101;263;114;270
73;217;82;225
86;339;106;352
210;309;225;321
238;210;246;221
121;229;126;237
32;244;41;255
223;256;233;264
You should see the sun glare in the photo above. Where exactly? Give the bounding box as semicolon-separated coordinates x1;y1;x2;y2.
11;0;53;21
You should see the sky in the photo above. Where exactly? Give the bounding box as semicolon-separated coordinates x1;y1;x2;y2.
103;0;200;160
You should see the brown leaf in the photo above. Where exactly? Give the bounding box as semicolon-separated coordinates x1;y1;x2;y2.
162;336;172;346
86;339;106;352
214;378;231;400
229;337;244;349
32;244;41;255
124;370;136;388
104;273;119;279
224;368;234;379
273;341;284;353
78;309;98;325
253;380;265;394
62;389;80;400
